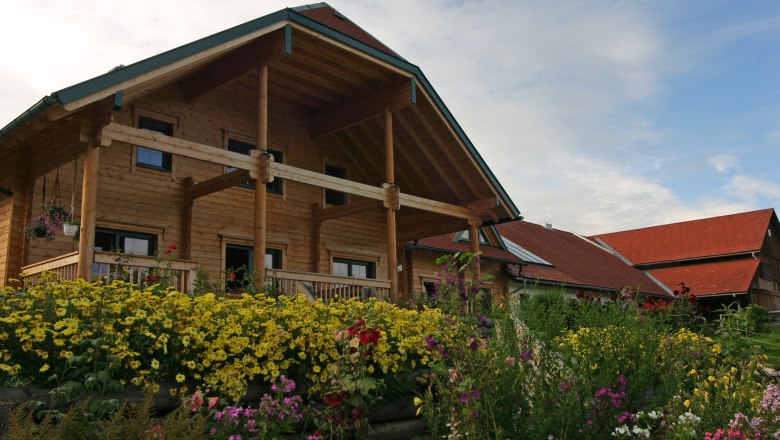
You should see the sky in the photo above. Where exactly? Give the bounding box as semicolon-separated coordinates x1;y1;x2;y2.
2;0;779;235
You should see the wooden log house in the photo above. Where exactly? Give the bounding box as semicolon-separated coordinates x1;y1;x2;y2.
0;4;520;301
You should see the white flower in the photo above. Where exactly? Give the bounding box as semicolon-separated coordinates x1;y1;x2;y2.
648;410;660;420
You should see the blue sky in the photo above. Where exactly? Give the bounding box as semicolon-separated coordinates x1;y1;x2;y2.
1;0;779;234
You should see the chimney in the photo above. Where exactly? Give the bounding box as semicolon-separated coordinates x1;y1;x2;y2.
545;222;553;230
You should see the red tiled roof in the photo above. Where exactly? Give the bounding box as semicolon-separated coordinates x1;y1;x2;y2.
295;4;400;57
413;233;523;264
647;258;760;296
592;209;774;265
496;222;670;296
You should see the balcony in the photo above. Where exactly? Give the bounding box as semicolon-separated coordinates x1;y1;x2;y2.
20;252;390;301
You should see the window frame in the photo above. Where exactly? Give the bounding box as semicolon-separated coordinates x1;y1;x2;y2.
94;228;157;256
323;163;348;206
332;257;375;279
223;132;285;195
134;115;175;172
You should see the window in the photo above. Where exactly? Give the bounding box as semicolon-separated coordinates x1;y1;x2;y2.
94;228;156;256
480;288;493;313
136;117;173;171
225;244;282;290
423;281;436;299
332;257;375;279
762;261;775;282
324;165;346;205
226;139;283;194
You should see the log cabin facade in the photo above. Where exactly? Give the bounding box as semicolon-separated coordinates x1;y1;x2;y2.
0;4;519;301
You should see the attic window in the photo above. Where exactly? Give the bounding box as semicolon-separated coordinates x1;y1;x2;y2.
333;12;346;20
456;230;489;246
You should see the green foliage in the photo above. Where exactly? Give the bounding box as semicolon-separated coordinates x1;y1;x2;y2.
515;289;573;343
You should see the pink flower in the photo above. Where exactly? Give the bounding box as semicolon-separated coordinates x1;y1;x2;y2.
208;397;219;410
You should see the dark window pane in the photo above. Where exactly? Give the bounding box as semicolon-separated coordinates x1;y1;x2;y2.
332;257;375;279
325;165;346;205
137;117;173;171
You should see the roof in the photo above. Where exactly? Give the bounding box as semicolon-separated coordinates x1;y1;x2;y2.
0;3;519;220
646;258;760;297
293;3;401;58
411;232;524;264
592;209;774;265
496;221;670;296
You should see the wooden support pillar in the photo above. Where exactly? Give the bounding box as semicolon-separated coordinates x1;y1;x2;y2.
311;204;321;273
2;160;31;283
77;138;100;279
182;177;194;260
253;64;269;290
403;247;414;299
384;106;399;302
468;218;481;279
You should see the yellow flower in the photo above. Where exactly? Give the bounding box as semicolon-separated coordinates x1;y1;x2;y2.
176;374;185;383
414;397;423;406
684;399;691;408
151;359;160;369
688;369;697;377
39;364;49;373
708;376;716;382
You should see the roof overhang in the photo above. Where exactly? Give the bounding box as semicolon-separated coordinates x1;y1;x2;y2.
0;6;519;222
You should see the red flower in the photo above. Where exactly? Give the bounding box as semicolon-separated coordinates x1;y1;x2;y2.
359;328;381;345
323;391;347;408
146;274;156;283
229;273;236;280
169;244;177;250
351;406;364;420
348;319;366;336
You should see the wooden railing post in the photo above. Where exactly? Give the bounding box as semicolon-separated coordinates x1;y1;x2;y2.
77;138;100;280
469;218;481;279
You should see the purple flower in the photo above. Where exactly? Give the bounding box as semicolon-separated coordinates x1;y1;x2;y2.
519;349;533;361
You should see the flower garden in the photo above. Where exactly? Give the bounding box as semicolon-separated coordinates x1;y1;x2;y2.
1;253;780;439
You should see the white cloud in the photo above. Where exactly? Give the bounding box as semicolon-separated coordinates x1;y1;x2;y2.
1;1;776;236
726;175;780;205
708;154;739;173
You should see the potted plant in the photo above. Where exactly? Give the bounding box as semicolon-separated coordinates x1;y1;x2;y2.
63;219;79;236
26;216;50;239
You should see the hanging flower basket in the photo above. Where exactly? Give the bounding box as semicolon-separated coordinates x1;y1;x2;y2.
63;222;79;236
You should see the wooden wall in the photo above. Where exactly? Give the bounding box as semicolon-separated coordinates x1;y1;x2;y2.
21;79;393;282
406;248;510;299
0;196;11;285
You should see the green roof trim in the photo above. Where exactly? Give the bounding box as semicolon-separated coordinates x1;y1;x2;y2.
0;95;58;139
1;4;519;219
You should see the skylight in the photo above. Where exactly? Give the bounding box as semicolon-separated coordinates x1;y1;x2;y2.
502;237;552;266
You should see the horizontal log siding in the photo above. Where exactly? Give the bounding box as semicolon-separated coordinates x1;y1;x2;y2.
408;249;509;300
0;197;10;284
19;82;392;283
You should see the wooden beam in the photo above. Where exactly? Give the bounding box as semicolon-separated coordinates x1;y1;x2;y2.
399;192;474;219
271;161;386;200
313;79;415;138
189;170;252;200
385;107;398;301
398;215;468;242
100;123;257;170
311;204;321;273
183;26;290;103
182;177;194;260
77;138;99;279
312;198;383;223
394;110;462;198
253;64;269;290
469;219;481;279
3;159;30;283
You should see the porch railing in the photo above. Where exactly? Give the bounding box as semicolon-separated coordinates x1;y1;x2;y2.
92;252;197;293
20;253;389;301
21;251;198;293
20;251;80;286
265;269;390;301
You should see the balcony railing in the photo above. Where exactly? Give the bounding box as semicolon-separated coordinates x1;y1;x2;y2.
265;269;390;301
21;251;197;293
20;253;389;301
